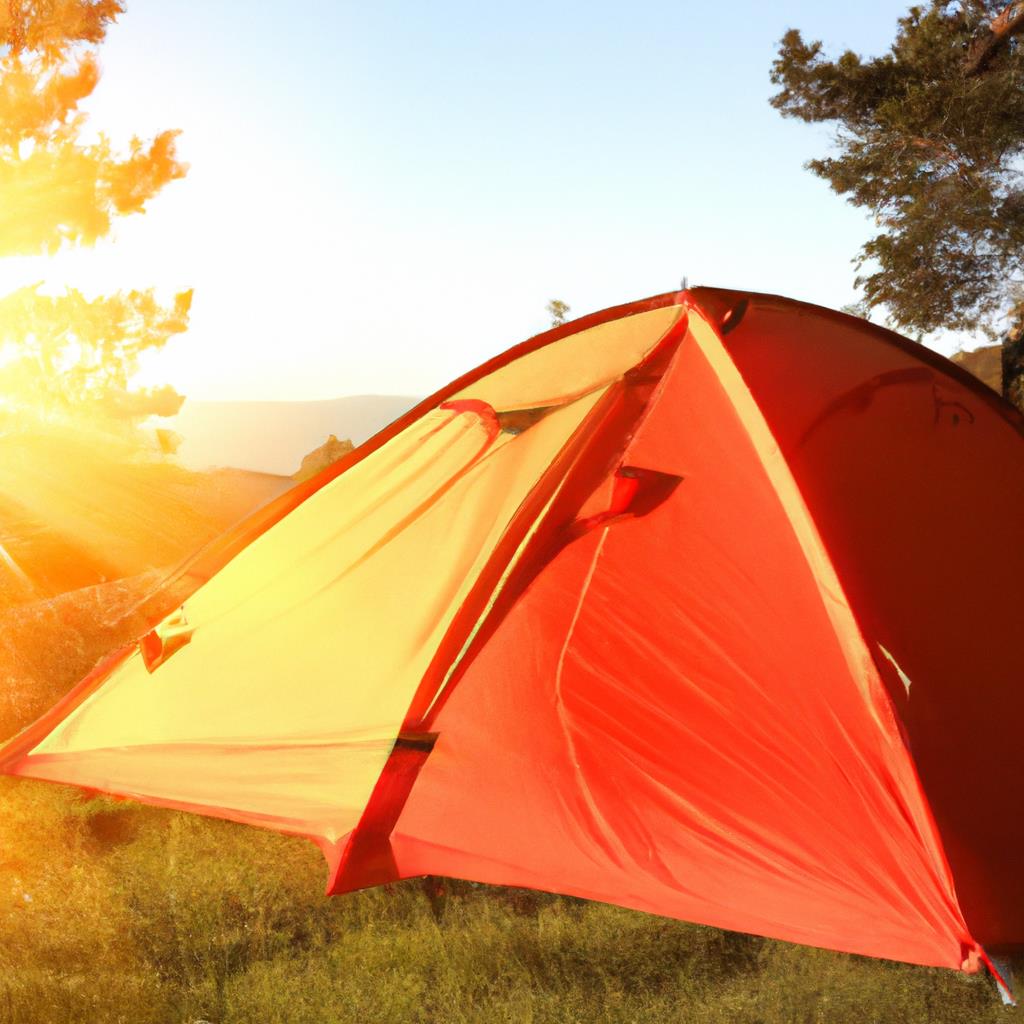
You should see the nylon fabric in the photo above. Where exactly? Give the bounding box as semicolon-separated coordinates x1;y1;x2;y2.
448;306;684;411
693;288;1024;951
390;318;972;968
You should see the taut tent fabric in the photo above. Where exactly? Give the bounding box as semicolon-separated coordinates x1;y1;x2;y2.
3;288;1023;977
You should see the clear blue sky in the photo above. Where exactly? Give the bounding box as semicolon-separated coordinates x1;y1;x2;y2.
1;1;967;401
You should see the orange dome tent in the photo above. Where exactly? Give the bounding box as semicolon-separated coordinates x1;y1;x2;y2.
3;288;1023;991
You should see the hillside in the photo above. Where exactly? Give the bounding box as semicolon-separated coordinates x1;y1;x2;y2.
0;429;289;608
167;394;418;475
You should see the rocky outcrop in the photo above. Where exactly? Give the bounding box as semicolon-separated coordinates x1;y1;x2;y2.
951;344;1001;393
292;434;355;483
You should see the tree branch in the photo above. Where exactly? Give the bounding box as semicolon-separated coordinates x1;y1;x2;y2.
908;137;983;188
963;1;1024;76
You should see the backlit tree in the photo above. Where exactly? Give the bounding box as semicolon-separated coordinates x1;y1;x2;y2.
0;0;191;430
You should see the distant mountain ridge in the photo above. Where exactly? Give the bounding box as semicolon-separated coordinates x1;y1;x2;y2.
169;347;1006;477
167;394;419;475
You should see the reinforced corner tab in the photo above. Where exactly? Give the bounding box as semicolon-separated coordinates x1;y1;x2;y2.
325;732;438;894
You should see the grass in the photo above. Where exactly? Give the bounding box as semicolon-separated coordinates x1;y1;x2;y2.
0;781;1013;1023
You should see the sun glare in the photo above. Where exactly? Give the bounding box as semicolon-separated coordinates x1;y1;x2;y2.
0;0;189;459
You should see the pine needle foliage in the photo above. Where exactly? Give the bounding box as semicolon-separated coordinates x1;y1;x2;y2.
770;3;1024;344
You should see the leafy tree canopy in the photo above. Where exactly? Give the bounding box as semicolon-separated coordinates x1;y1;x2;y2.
0;285;190;422
770;2;1024;343
1;0;122;62
0;0;190;432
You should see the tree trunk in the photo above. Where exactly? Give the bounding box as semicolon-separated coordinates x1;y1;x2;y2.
963;2;1024;77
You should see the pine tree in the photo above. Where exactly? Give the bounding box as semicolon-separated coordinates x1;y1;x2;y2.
770;2;1024;410
0;0;191;431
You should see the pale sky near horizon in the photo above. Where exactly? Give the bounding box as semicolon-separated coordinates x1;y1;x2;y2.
0;1;976;402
